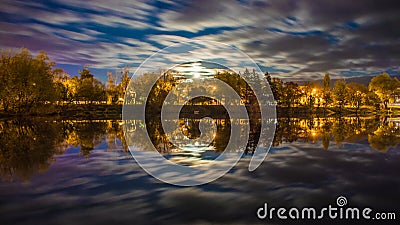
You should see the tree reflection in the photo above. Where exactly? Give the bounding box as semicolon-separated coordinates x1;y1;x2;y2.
272;116;399;151
368;119;400;152
65;121;107;157
0;119;65;181
0;119;128;182
1;116;399;182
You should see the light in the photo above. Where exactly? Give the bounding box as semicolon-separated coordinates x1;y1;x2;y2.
193;73;200;79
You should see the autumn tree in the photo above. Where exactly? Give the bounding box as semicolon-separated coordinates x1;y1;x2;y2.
281;82;301;108
79;65;94;79
0;119;66;181
333;80;347;111
116;66;131;102
267;77;284;104
368;73;400;109
106;71;118;104
345;82;368;113
0;49;57;113
322;73;333;108
53;68;76;105
78;79;105;103
76;66;106;104
368;121;400;152
303;82;319;109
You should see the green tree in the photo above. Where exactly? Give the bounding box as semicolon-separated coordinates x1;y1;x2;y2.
368;73;400;109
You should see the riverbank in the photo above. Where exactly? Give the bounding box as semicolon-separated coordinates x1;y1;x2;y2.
1;104;399;120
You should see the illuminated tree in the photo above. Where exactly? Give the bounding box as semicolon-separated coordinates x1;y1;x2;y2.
117;66;131;101
346;83;368;113
303;82;319;110
77;77;106;104
322;73;333;108
333;80;347;111
368;121;400;152
106;72;118;104
281;82;301;108
368;73;400;109
0;119;66;181
76;66;106;103
79;64;94;79
0;49;56;113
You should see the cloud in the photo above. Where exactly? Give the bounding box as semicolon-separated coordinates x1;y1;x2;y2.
155;0;400;79
0;0;399;80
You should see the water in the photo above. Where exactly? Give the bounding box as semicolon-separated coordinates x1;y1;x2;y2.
0;117;399;224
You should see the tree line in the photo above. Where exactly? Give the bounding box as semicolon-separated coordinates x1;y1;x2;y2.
1;48;399;114
0;49;130;114
265;72;400;112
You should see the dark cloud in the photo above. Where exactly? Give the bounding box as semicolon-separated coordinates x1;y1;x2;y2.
0;0;399;79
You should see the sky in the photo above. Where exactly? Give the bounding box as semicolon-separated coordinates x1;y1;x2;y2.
1;0;400;82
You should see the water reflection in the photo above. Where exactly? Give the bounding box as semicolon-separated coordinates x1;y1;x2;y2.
0;119;127;182
0;116;399;181
273;116;400;152
0;119;64;182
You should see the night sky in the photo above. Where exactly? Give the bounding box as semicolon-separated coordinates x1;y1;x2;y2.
1;0;400;82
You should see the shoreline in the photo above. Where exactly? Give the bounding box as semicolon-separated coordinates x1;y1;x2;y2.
0;104;399;120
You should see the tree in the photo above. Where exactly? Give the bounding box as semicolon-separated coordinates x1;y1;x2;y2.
322;73;333;108
368;121;400;152
79;65;94;79
323;73;331;89
77;77;106;104
281;82;301;108
346;83;368;113
333;80;347;111
106;72;118;104
0;119;66;181
269;77;284;104
76;66;106;104
53;69;73;105
303;82;319;110
117;66;131;101
369;73;400;109
0;49;56;113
